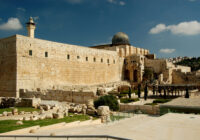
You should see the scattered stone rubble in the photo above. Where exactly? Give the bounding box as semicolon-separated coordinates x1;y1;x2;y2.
0;99;105;122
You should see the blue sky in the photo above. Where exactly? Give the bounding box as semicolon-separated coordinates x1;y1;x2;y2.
0;0;200;58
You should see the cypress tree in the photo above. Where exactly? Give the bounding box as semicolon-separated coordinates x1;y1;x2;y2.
138;84;141;98
144;83;148;100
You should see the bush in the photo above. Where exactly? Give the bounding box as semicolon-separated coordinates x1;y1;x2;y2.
144;103;157;106
117;93;127;98
94;95;119;111
153;99;171;104
120;98;139;103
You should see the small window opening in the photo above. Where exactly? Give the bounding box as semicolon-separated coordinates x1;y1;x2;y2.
29;50;32;56
45;52;48;57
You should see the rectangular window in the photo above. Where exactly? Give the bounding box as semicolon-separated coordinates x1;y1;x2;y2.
29;50;32;56
86;57;88;61
67;54;70;60
77;56;80;59
45;52;48;57
101;58;103;63
93;57;96;62
107;59;109;64
113;59;115;64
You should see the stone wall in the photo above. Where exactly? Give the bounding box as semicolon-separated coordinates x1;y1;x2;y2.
16;35;123;94
0;35;17;97
119;104;160;115
19;89;96;104
172;70;200;84
145;59;167;74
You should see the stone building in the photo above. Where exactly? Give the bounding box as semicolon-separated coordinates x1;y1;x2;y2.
0;17;194;99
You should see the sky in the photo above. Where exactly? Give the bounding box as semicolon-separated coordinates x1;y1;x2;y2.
0;0;200;58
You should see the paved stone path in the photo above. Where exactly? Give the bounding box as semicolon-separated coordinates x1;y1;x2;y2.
163;95;200;107
22;113;200;140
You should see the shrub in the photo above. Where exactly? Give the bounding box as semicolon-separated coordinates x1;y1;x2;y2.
117;93;127;98
120;98;139;103
144;103;157;106
94;95;119;111
153;99;171;104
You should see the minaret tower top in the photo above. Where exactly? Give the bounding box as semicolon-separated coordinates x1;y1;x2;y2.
26;17;36;38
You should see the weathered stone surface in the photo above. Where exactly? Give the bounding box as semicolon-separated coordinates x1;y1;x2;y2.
86;99;94;108
86;109;96;115
53;113;64;119
12;108;18;115
97;106;110;116
7;112;13;116
23;117;30;121
39;115;46;120
18;117;23;121
46;113;53;119
19;111;25;115
16;121;23;125
30;116;38;121
32;111;38;115
2;111;7;116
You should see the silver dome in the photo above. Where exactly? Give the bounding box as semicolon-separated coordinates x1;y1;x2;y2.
112;32;130;45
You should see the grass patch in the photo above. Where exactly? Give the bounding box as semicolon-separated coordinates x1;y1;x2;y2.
153;99;172;104
120;98;139;103
0;107;39;114
0;114;90;133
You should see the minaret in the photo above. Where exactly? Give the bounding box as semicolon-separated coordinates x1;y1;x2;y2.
26;17;36;38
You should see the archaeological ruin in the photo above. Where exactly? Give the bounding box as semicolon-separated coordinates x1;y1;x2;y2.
0;17;199;103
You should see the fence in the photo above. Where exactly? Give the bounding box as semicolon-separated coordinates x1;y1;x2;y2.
106;112;134;123
0;135;131;140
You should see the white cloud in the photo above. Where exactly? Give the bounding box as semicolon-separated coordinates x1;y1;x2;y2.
17;7;26;12
159;49;176;54
0;18;23;31
149;21;200;35
119;1;125;6
65;0;83;4
149;24;167;34
107;0;125;6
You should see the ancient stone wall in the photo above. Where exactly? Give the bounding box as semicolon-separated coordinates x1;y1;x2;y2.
0;36;17;97
172;70;200;84
119;104;160;115
19;89;96;104
16;35;122;93
145;59;167;73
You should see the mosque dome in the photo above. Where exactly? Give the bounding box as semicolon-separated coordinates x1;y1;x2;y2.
112;32;130;45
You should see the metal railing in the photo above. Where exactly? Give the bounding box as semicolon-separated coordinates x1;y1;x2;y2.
0;135;132;140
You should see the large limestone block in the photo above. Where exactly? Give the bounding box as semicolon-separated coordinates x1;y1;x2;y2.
97;106;110;116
